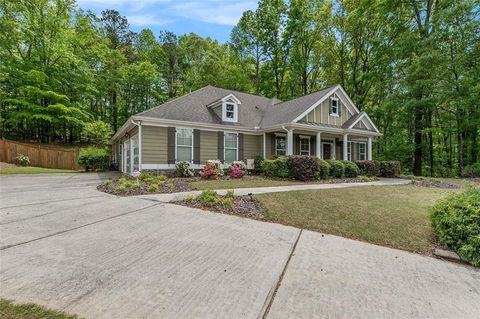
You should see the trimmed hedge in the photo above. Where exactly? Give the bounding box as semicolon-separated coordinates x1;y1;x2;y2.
261;156;290;178
288;155;319;181
78;147;109;171
327;160;345;178
430;187;480;266
355;160;401;177
342;161;360;178
317;160;330;179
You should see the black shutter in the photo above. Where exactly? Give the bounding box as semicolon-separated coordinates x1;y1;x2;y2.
193;129;200;164
329;97;333;114
238;133;244;161
338;99;342;116
217;131;224;162
167;127;176;164
271;134;276;157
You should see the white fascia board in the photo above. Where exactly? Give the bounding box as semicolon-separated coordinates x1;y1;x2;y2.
347;112;367;129
335;85;361;113
221;93;241;104
362;113;381;134
110;116;134;143
292;86;338;123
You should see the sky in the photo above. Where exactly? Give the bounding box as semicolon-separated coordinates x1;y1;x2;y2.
76;0;258;43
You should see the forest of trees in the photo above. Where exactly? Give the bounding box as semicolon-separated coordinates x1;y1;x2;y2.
0;0;478;176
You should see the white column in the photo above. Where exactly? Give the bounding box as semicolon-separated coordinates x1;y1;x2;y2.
316;132;322;159
343;134;348;160
368;137;373;160
138;122;142;171
287;129;294;155
263;133;266;159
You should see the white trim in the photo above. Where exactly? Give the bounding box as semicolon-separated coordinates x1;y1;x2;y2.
275;135;287;156
367;137;373;160
274;132;287;137
142;164;203;170
222;101;238;122
358;142;367;160
363;113;380;134
321;141;334;160
330;96;340;116
175;127;194;163
263;133;266;159
316;132;321;159
224;132;239;163
343;134;348;161
347;141;352;161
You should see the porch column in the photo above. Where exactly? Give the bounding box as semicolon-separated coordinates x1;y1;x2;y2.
263;133;266;159
368;137;373;160
287;129;294;155
343;134;349;160
316;132;322;159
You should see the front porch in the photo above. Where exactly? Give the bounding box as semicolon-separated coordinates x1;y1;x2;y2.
262;129;373;161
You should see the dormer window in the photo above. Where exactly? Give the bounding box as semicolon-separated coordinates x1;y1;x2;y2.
330;97;339;116
221;97;239;122
225;103;235;120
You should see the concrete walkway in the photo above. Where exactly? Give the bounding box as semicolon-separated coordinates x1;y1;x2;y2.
1;174;479;319
137;178;411;202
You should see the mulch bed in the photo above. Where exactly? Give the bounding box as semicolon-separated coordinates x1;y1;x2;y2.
97;177;193;196
410;179;461;189
176;195;265;219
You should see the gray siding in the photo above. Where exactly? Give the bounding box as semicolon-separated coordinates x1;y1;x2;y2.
300;93;354;127
142;126;167;164
200;130;218;163
244;134;262;160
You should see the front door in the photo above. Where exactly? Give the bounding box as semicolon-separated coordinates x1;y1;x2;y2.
323;144;331;160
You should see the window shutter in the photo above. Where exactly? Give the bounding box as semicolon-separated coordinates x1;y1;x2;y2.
338;100;342;116
217;131;224;162
271;134;276;156
329;97;333;114
238;133;244;161
193;129;200;164
167;127;176;164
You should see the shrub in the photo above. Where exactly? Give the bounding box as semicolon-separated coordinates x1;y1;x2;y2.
379;161;401;177
342;161;360;178
231;161;247;170
328;160;345;178
288;156;319;181
78;147;109;171
167;182;175;190
185;194;195;201
81;120;111;147
317;160;330;179
198;189;218;204
200;162;221;179
463;163;480;178
226;190;235;198
139;171;153;181
206;160;224;176
252;156;264;175
116;184;127;192
175;161;194;177
261;156;290;178
430;187;480;266
104;179;113;186
229;162;245;179
355;160;380;177
153;175;167;183
220;198;233;207
147;184;158;192
16;154;30;166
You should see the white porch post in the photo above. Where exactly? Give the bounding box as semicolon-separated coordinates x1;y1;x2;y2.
368;137;373;160
263;133;266;159
138;122;142;171
287;129;294;155
343;134;349;160
316;132;322;159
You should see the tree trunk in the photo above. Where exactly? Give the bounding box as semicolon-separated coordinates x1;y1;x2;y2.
413;106;423;176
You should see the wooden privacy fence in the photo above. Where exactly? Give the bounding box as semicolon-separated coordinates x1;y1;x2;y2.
0;139;80;170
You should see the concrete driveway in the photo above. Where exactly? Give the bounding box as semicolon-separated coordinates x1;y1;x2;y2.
1;174;479;318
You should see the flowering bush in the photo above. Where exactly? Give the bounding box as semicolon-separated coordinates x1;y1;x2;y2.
175;161;194;177
206;160;224;176
230;162;245;178
16;154;30;166
231;161;246;170
200;162;220;179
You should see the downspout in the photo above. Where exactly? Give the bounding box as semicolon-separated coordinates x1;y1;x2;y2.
131;119;142;171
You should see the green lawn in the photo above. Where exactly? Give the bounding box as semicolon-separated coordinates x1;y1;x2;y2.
0;299;80;319
0;167;78;174
256;185;458;254
191;176;303;190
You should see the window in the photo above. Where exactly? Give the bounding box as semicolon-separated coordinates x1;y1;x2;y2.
275;135;286;156
132;134;139;171
300;137;310;156
222;101;238;122
358;142;366;160
224;132;238;163
176;128;193;162
347;141;352;161
330;97;339;116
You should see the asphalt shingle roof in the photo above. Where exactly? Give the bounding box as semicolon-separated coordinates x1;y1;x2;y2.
137;85;339;128
341;112;365;129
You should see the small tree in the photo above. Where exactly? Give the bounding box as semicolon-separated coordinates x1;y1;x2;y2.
81;121;112;146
